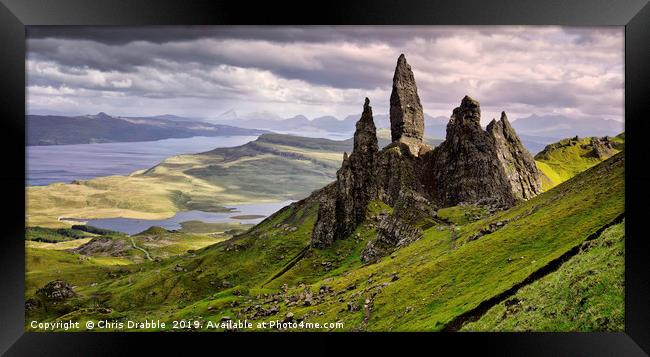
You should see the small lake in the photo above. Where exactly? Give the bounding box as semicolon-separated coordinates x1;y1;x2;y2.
26;135;258;186
78;200;294;235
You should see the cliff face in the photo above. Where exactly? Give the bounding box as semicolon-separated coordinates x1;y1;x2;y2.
311;54;541;250
426;96;541;208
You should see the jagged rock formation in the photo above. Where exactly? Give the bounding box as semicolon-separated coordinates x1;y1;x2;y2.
426;96;514;207
487;112;542;200
389;54;431;157
360;190;432;263
426;96;541;207
587;136;616;159
311;55;541;252
312;99;379;248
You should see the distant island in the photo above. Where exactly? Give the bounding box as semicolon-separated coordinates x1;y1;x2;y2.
26;112;269;146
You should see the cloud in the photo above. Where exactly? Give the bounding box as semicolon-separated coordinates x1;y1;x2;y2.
26;26;624;123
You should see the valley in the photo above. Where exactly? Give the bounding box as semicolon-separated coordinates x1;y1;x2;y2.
24;55;625;333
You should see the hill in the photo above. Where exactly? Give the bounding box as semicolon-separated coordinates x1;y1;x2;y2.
511;114;623;140
26;112;268;146
24;147;624;332
26;134;350;228
462;220;624;331
209;110;449;139
534;133;624;190
27;131;441;228
25;55;624;332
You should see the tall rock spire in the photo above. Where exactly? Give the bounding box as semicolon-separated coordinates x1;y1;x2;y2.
427;96;542;208
311;98;378;248
389;54;425;154
354;98;379;155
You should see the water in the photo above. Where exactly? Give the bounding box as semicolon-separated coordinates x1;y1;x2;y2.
26;135;258;186
272;129;353;141
74;200;294;235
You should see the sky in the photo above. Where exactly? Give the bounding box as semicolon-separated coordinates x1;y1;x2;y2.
26;26;624;124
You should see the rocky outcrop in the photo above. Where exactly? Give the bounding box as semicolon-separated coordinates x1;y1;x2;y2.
389;54;430;157
25;279;77;312
427;96;541;207
311;99;379;248
335;98;379;236
427;96;517;207
310;55;541;251
487;112;542;200
71;236;132;257
374;143;424;206
360;190;431;263
587;136;616;159
311;184;338;248
36;280;76;301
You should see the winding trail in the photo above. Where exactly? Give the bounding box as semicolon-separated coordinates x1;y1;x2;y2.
130;237;153;261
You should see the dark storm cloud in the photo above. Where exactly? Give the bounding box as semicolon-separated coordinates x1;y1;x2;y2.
27;36;394;89
26;26;624;121
27;26;459;45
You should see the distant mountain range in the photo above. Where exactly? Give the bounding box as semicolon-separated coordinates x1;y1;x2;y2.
27;110;623;154
208;111;623;154
510;114;624;139
209;110;449;138
26;113;269;146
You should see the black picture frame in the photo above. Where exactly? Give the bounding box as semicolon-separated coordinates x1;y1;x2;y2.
1;0;648;355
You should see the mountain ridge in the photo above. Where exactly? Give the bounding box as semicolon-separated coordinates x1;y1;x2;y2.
26;113;268;146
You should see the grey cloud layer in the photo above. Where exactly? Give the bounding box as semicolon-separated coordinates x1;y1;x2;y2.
26;26;624;122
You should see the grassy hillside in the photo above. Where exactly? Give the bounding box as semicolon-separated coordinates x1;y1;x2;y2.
462;221;624;332
27;133;442;228
25;152;624;331
534;133;624;191
26;134;348;228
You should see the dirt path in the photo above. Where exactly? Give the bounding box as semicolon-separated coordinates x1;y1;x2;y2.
130;237;153;261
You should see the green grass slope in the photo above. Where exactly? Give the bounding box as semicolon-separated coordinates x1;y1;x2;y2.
462;221;624;332
247;153;624;331
26;152;624;332
534;134;624;191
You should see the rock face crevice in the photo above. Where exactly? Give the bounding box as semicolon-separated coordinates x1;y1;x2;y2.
311;54;541;251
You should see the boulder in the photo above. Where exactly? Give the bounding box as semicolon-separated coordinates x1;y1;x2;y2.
36;280;76;301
